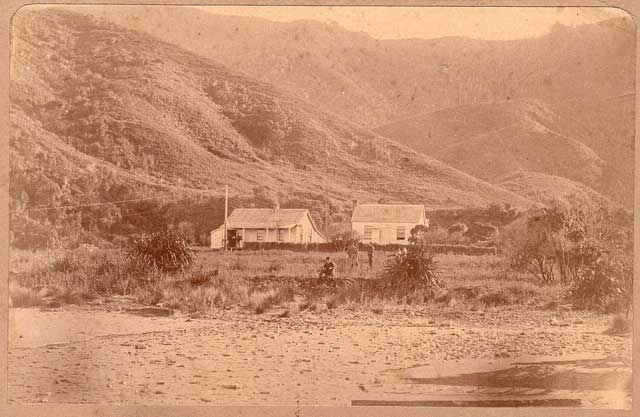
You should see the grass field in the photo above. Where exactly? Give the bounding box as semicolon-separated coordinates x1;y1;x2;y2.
9;247;559;315
8;247;631;407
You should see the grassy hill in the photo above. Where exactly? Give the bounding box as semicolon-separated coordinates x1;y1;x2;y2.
10;8;533;247
90;6;634;127
376;98;633;207
89;6;634;208
497;171;610;208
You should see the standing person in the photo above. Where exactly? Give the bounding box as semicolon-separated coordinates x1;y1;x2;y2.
346;242;359;268
367;242;375;268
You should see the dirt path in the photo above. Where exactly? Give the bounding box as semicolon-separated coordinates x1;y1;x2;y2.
8;303;631;408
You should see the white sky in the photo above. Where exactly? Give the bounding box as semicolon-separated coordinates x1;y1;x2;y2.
197;6;630;40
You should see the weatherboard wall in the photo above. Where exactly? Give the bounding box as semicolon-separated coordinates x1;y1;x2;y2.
352;222;422;245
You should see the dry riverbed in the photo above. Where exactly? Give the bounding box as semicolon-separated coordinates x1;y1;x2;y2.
8;299;632;408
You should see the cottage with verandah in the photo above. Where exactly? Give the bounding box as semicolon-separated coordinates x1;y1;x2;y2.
210;206;325;249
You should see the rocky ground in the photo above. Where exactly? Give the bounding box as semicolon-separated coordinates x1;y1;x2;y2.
8;299;632;408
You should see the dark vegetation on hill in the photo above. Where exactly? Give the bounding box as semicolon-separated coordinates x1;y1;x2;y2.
92;7;634;126
11;8;535;249
92;7;634;208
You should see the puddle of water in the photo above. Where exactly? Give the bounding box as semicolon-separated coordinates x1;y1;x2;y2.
386;355;631;409
352;398;583;407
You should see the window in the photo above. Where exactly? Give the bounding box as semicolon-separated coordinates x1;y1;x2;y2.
364;226;372;240
257;229;264;241
278;229;285;241
397;226;406;240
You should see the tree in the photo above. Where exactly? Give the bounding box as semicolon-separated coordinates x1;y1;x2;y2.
408;224;429;244
499;204;633;312
498;206;565;284
557;207;633;312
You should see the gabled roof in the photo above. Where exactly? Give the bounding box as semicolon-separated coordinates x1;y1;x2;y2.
225;208;309;228
213;208;324;238
351;204;426;223
213;208;324;239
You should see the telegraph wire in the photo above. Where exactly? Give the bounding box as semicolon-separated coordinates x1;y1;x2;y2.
11;194;179;214
10;189;245;215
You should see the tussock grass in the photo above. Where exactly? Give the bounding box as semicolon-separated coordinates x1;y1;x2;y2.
249;286;295;314
51;253;85;273
53;287;95;305
298;300;316;311
10;248;561;314
605;314;632;335
9;282;42;308
325;296;340;310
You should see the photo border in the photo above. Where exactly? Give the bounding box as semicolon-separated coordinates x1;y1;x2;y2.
1;1;637;416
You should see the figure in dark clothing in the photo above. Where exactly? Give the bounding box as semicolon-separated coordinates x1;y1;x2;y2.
319;256;337;279
346;243;359;268
367;242;375;268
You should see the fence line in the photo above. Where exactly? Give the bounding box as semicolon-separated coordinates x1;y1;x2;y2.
240;242;497;256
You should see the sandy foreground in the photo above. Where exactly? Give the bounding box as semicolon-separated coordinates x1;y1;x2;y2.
8;300;632;408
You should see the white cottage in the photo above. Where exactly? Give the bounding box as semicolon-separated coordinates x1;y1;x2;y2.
351;204;429;245
210;207;325;249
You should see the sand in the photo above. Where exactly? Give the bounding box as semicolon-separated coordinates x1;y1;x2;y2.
8;301;632;408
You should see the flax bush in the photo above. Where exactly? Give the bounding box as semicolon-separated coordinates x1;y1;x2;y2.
127;231;194;272
380;244;443;297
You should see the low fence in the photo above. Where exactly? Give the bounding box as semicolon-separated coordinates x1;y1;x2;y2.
241;242;497;256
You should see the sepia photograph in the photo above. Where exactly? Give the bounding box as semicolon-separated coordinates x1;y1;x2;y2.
6;3;635;410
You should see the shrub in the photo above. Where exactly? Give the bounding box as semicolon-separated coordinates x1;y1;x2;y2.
267;261;284;273
229;259;245;271
298;300;315;311
498;212;557;284
127;231;194;272
10;215;61;250
136;284;163;306
9;282;42;307
605;314;631;335
479;291;512;307
326;297;339;310
380;244;442;296
91;251;136;295
51;252;85;273
53;287;94;305
249;285;295;314
408;224;430;244
186;266;219;286
499;204;633;311
568;255;632;312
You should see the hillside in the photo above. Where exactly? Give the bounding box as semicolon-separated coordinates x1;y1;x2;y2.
9;8;534;246
375;98;633;207
497;171;610;208
89;6;635;207
90;6;634;127
402;100;605;184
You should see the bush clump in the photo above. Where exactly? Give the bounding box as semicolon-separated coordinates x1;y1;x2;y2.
605;314;631;335
127;231;194;272
9;282;42;307
380;244;443;297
